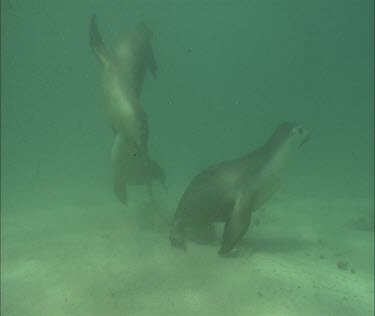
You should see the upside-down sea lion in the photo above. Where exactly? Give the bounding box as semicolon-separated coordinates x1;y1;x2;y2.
89;15;165;204
169;122;309;255
89;15;156;147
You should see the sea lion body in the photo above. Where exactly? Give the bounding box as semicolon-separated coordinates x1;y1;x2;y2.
90;16;156;149
89;16;164;204
170;122;309;255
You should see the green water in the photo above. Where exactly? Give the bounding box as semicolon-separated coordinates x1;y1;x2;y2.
1;1;373;315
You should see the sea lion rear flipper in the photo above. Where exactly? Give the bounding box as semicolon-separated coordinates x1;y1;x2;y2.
136;22;157;78
148;47;157;78
219;196;252;255
89;15;110;67
113;175;128;205
150;160;167;191
111;133;128;205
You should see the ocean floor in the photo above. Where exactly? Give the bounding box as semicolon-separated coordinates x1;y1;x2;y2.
1;186;374;316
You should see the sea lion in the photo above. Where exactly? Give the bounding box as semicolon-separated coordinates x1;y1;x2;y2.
169;122;309;255
89;14;156;150
89;15;165;204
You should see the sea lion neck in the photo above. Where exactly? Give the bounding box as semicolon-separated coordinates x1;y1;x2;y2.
240;133;293;178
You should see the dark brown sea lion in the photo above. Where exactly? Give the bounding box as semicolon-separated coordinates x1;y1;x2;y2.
89;15;164;204
169;122;309;255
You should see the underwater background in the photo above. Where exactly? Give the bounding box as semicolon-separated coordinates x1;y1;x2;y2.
1;0;373;315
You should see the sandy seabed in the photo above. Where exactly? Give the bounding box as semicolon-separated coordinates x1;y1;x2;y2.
1;186;374;316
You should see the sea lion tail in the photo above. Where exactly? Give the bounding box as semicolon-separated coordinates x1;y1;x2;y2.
113;175;128;205
89;15;110;67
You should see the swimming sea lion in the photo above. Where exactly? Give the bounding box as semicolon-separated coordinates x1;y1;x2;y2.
89;15;156;150
169;122;309;255
89;15;165;204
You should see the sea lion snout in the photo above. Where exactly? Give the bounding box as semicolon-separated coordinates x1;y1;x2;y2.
271;122;310;150
282;123;309;148
293;125;310;147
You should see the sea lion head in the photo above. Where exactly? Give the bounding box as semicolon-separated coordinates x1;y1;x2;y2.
287;122;310;148
281;121;310;146
267;122;310;153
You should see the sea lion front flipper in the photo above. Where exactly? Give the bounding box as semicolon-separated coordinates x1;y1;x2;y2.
219;195;252;255
89;15;110;67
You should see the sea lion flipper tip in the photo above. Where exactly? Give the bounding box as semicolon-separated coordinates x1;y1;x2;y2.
89;14;110;66
146;41;157;78
220;198;252;254
136;22;157;78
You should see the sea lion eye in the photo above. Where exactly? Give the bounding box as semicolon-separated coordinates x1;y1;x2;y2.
292;127;303;135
